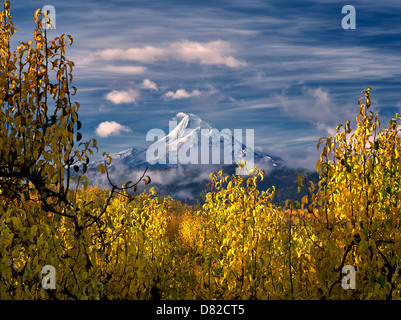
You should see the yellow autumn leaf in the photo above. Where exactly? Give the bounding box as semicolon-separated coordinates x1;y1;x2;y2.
34;8;41;23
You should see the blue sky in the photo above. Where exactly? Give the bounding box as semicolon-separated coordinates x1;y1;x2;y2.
9;0;401;170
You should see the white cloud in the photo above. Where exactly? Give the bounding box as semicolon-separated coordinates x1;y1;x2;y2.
140;79;159;91
262;144;319;171
163;89;201;100
315;122;337;137
170;40;247;68
163;85;221;100
93;40;246;68
235;102;278;111
275;86;353;125
105;80;158;105
273;86;360;145
95;121;132;138
96;46;165;63
105;88;140;104
103;65;146;75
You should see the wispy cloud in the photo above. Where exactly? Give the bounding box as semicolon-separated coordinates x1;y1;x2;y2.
170;40;247;68
315;122;337;138
95;46;165;63
105;88;140;104
95;121;132;138
234;102;278;111
103;66;146;75
261;144;320;171
92;40;247;68
27;0;400;167
274;86;353;127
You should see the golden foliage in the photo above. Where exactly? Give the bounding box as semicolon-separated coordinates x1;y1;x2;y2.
1;1;401;300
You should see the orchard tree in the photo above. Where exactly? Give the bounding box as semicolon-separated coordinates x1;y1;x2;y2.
301;88;401;299
0;1;151;300
0;1;146;233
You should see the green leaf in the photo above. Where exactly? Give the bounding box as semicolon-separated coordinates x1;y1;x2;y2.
360;221;368;237
377;275;386;288
297;173;304;188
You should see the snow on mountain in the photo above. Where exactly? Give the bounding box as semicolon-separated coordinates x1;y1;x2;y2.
87;113;286;200
92;112;283;172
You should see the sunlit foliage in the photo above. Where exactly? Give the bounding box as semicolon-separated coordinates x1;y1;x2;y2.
1;1;401;300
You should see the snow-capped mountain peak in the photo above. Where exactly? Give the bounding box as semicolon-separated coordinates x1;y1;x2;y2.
91;112;283;172
165;112;212;143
